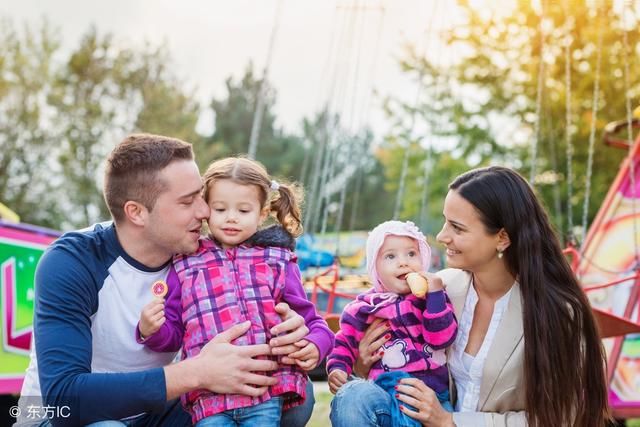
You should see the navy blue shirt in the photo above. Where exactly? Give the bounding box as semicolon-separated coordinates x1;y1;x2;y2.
20;223;177;426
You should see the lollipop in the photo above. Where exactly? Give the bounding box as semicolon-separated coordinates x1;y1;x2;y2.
406;272;428;298
151;280;168;298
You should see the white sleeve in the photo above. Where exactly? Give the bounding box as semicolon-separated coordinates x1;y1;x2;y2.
452;411;527;427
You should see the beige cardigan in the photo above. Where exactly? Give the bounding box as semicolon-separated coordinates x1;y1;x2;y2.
438;268;527;427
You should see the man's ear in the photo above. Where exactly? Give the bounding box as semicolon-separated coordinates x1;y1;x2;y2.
497;228;511;252
123;201;148;226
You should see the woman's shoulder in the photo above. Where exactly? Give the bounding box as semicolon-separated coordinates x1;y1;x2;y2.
436;268;472;294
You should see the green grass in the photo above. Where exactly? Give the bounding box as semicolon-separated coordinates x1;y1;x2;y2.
307;391;332;427
628;420;640;427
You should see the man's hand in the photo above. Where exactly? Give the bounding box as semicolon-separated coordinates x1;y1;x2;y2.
287;339;320;371
270;302;309;363
328;369;348;394
166;321;279;400
139;298;165;338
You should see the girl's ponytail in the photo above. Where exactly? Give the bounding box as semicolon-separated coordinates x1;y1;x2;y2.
270;181;304;237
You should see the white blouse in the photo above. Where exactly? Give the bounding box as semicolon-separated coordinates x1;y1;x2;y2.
449;282;513;413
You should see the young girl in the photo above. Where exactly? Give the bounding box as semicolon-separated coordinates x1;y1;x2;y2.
327;220;457;422
136;157;334;427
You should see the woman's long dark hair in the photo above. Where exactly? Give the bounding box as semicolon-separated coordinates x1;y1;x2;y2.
450;166;610;427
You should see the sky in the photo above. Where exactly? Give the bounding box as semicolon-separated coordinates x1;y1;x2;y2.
1;0;464;139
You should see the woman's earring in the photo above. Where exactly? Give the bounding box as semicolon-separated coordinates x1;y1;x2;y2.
497;249;504;259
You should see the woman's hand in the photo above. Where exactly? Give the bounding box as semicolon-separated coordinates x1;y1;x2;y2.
353;318;390;378
396;377;455;427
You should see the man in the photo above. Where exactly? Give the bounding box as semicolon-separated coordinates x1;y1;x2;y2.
16;134;317;426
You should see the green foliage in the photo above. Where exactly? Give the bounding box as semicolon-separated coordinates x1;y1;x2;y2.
444;0;638;238
49;28;130;225
130;45;203;148
198;64;306;181
341;153;394;232
382;0;639;240
0;19;204;230
376;136;471;235
0;19;64;228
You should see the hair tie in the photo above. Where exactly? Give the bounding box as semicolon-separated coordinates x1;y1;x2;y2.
270;180;280;191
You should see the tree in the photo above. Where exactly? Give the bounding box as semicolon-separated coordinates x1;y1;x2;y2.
341;133;395;232
128;44;203;149
48;28;134;226
385;0;639;240
48;28;206;229
200;64;306;180
377;50;480;232
376;136;471;236
0;19;207;230
0;19;65;228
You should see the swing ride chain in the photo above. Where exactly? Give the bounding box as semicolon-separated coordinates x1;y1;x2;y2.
530;0;545;185
581;1;603;248
621;0;640;268
564;8;574;240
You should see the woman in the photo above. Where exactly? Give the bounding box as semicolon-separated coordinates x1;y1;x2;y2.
330;166;610;427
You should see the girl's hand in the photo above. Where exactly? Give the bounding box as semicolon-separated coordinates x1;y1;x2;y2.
288;339;320;371
418;271;444;292
270;303;309;363
139;297;165;338
353;318;390;378
328;369;349;394
396;377;455;427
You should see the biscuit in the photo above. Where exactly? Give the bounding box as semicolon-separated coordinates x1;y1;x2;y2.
406;272;428;297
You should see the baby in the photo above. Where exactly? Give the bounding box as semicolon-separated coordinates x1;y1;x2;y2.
327;220;457;417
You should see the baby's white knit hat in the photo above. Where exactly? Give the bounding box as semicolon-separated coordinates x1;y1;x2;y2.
366;220;431;292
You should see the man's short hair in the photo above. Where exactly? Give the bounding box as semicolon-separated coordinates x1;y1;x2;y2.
104;134;194;223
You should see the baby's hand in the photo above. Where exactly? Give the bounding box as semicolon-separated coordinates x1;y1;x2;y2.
328;369;349;394
419;271;444;292
139;297;165;339
288;339;320;371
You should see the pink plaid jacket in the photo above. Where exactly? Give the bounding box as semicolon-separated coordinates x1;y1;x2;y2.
174;239;307;423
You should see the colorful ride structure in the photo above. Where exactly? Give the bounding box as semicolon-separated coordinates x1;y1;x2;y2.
0;220;59;394
573;118;640;419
